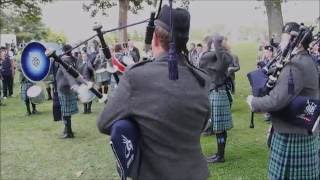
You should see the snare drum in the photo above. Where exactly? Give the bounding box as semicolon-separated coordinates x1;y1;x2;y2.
27;85;45;104
95;68;110;83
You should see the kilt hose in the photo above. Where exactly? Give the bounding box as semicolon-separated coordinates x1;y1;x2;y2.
268;132;320;180
20;82;33;101
58;92;78;116
209;89;233;132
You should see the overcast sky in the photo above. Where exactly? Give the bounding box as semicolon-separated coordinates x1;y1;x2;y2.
41;0;319;44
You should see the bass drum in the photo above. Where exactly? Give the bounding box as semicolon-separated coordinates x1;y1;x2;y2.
27;85;45;104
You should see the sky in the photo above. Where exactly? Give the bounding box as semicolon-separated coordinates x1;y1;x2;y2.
41;0;319;44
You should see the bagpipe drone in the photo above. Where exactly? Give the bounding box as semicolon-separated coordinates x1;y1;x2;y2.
247;24;320;133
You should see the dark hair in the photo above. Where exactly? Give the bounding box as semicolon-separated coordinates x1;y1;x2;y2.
62;44;73;56
197;43;202;47
282;22;300;34
300;30;313;50
114;44;123;53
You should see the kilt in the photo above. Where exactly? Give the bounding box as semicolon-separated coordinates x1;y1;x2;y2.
20;81;34;101
268;132;320;180
209;89;233;132
58;92;78;116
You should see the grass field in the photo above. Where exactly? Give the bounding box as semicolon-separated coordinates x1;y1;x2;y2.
0;42;270;180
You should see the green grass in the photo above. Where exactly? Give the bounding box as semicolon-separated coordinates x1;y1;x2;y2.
1;42;270;180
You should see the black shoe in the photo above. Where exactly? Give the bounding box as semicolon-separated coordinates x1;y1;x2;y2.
207;155;225;163
61;132;74;139
32;110;39;114
206;154;218;160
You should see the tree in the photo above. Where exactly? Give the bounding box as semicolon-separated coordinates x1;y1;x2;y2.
83;0;155;43
264;0;284;43
83;0;193;43
0;0;52;22
1;12;67;44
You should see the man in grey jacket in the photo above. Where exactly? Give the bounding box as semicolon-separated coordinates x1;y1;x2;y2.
199;34;233;163
97;5;210;180
56;44;79;138
247;22;320;179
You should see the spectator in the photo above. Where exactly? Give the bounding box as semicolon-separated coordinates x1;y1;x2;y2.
188;43;198;66
257;45;273;69
0;47;14;98
128;40;140;63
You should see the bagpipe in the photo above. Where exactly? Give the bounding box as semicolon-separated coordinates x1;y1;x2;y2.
247;24;320;133
20;0;165;179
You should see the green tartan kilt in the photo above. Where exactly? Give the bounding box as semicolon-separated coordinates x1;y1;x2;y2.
20;82;34;101
58;92;78;116
209;89;233;132
268;132;320;180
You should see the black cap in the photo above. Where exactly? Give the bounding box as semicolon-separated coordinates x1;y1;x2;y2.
264;45;274;52
62;44;72;53
282;22;300;34
155;5;190;43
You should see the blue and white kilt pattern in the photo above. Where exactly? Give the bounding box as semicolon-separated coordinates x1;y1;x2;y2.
20;82;34;101
268;132;320;180
58;92;78;116
209;89;233;132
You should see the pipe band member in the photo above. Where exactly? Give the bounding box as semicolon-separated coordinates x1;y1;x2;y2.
199;34;233;163
79;50;95;114
247;22;320;179
56;44;79;139
19;70;37;115
97;5;211;180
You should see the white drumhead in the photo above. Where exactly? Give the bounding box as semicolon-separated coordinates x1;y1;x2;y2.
27;86;42;97
106;65;118;74
78;84;95;103
95;68;108;73
122;56;135;66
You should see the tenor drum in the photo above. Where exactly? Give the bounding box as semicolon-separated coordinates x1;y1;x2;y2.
27;85;45;104
95;68;110;83
77;84;96;103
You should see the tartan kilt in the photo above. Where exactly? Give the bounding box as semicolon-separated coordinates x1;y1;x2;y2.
20;82;33;101
209;89;233;132
268;132;320;180
58;92;78;116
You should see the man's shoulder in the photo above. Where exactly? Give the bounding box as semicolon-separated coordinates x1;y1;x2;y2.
128;59;153;71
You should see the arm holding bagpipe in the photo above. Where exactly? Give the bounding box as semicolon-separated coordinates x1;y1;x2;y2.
247;25;310;128
46;50;108;103
247;25;320;133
